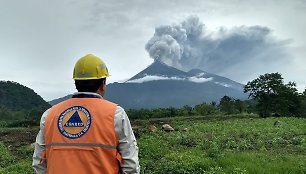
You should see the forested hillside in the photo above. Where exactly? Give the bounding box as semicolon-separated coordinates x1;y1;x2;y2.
0;81;50;111
0;81;50;126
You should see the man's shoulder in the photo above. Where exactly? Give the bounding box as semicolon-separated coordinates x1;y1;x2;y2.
114;105;125;113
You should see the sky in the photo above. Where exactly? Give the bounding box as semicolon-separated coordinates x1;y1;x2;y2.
0;0;305;101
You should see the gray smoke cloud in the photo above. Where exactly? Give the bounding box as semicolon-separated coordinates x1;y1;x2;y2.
145;16;288;75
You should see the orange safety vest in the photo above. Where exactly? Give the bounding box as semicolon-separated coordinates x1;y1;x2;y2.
44;94;122;174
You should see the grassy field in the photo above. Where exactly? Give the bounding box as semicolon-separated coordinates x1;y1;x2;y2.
0;128;37;174
0;116;305;174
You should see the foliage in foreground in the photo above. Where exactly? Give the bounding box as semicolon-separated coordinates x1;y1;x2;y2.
138;117;306;173
0;117;305;173
0;143;33;174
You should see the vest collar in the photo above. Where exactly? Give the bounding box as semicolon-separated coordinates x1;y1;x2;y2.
72;92;103;99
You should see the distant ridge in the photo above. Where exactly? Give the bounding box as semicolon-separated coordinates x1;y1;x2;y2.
0;81;50;111
49;94;72;106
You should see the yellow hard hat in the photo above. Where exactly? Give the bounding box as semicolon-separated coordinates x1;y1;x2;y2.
73;54;110;80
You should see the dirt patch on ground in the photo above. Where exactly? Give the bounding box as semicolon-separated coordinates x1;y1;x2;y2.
0;128;39;154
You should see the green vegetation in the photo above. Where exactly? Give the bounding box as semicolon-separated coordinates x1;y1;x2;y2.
0;117;305;173
0;81;50;127
0;81;50;111
126;101;255;120
0;128;36;174
138;117;306;173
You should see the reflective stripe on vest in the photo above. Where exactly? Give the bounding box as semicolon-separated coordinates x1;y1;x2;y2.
45;142;117;149
44;94;121;174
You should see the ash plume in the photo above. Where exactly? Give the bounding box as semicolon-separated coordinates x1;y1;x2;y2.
145;16;288;77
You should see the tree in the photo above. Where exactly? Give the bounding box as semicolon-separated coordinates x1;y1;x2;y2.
244;72;300;117
277;82;300;116
194;103;219;115
182;105;194;116
219;96;235;115
299;88;306;117
234;99;247;113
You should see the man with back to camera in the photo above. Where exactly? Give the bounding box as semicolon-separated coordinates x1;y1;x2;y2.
32;54;140;174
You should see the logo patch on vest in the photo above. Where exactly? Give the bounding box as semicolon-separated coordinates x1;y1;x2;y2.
58;106;91;139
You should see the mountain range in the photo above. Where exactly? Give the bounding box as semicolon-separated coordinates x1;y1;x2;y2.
49;61;248;108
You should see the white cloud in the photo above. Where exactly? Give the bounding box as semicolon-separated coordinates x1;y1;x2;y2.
126;75;185;83
215;82;231;88
126;75;213;83
188;77;213;83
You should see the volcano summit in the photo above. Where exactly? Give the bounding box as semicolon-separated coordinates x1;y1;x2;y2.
104;61;247;108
